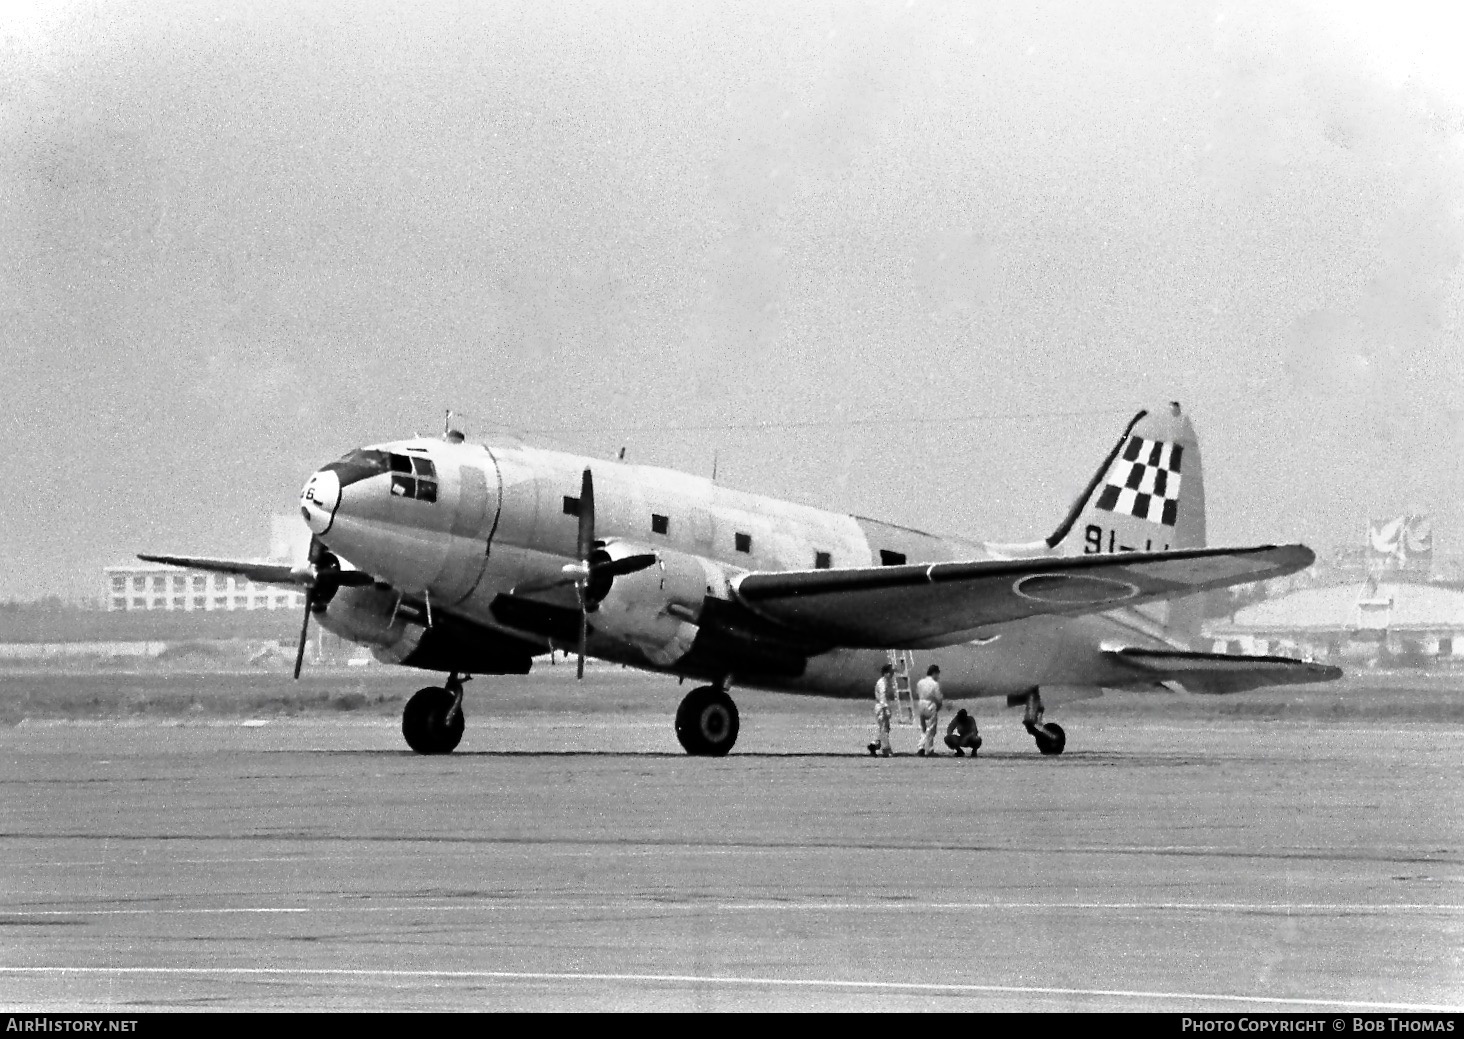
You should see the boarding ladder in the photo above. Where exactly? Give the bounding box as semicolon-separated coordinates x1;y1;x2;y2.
887;649;917;725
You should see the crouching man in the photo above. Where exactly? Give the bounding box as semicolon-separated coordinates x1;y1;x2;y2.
944;708;982;758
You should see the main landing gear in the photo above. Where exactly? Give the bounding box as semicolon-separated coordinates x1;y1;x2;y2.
403;672;468;755
674;681;740;756
1021;690;1066;756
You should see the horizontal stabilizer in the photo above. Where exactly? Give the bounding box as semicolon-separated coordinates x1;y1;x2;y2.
733;543;1316;649
1104;646;1343;694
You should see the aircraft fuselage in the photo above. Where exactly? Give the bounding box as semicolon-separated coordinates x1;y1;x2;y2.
306;435;1184;702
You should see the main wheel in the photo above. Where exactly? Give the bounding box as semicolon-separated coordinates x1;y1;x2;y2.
674;686;740;756
402;686;465;755
1034;722;1066;756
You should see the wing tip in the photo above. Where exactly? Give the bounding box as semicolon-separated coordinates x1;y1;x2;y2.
1273;542;1317;575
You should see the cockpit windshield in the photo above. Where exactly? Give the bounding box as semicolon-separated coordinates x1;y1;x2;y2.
324;449;390;488
325;448;437;502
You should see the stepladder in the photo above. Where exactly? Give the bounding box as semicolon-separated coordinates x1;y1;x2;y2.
887;649;916;725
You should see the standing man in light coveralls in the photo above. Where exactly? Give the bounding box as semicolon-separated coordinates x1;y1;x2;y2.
867;663;896;757
914;664;943;757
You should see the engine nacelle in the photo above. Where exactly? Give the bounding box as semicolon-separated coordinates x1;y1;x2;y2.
317;585;416;647
591;542;734;668
319;584;535;674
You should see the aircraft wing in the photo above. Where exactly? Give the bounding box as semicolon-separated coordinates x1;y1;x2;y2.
733;544;1314;649
1102;646;1342;694
136;553;306;587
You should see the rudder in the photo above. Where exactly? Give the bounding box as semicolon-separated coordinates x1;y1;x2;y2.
1046;402;1208;640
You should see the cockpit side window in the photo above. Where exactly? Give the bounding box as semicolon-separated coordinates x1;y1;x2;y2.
388;453;438;503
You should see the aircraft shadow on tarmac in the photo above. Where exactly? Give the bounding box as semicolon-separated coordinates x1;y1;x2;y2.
312;749;1200;764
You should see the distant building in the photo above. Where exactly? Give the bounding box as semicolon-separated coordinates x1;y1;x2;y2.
1207;579;1464;664
102;514;308;613
268;514;312;568
102;565;305;613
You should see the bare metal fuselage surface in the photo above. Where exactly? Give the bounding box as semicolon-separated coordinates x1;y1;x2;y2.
314;435;1178;701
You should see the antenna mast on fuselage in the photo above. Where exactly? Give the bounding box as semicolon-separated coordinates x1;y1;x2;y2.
443;409;467;443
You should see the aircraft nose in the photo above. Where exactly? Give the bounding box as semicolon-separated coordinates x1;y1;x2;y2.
300;469;341;536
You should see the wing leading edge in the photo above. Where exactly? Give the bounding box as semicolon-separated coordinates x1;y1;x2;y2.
136;553;306;587
733;544;1314;648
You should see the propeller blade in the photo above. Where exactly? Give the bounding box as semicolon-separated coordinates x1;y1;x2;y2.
594;553;658;580
577;606;587;680
574;468;595;681
293;589;313;680
510;570;580;597
577;467;595;564
513;554;653;599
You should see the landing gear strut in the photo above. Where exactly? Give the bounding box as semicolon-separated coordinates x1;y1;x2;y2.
403;672;468;755
674;682;740;756
1021;690;1066;756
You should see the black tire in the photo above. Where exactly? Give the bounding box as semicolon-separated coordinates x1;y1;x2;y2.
674;686;740;756
402;685;465;755
1034;722;1066;756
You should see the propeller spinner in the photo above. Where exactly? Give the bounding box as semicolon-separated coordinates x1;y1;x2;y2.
292;536;374;679
519;468;658;679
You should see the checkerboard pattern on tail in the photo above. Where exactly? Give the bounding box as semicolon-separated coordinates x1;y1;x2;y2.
1094;436;1183;527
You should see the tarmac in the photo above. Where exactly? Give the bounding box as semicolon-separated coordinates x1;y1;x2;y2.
1;699;1462;1011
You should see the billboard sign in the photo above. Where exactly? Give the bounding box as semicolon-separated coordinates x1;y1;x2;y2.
1367;514;1433;575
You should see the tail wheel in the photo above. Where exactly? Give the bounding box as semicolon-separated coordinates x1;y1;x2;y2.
674;686;740;756
1034;722;1066;756
403;686;465;755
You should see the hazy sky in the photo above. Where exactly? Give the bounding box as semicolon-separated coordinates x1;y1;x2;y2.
2;0;1461;601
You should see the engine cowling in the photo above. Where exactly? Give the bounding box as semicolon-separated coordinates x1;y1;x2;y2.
590;542;734;667
318;584;535;674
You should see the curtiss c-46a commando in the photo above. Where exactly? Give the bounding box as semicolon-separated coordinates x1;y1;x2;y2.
142;402;1339;756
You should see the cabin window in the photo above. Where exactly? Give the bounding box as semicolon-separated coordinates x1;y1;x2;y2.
389;453;438;502
814;551;831;569
735;532;752;553
651;513;669;535
563;496;581;517
880;549;907;566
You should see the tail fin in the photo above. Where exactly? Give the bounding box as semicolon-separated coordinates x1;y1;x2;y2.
1046;402;1208;640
